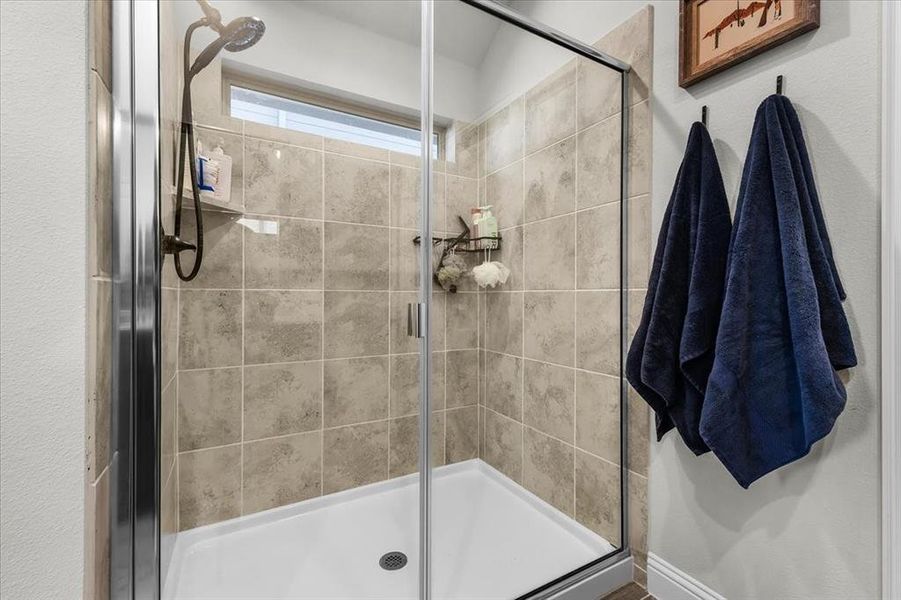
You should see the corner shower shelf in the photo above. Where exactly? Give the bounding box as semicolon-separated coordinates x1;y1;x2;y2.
168;185;243;215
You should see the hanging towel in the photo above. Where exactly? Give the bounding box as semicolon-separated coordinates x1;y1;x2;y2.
626;122;732;455
700;95;857;488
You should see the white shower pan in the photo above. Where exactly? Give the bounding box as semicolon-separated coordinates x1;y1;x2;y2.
164;460;616;599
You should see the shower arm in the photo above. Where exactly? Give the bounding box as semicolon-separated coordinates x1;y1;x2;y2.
162;19;207;281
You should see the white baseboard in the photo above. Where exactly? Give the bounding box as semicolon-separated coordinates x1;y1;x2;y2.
647;553;726;600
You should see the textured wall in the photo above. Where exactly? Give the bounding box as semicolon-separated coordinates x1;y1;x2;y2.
646;1;881;598
475;6;653;585
0;1;89;598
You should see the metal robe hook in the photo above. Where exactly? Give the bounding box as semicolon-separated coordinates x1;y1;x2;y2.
776;75;783;94
701;105;708;127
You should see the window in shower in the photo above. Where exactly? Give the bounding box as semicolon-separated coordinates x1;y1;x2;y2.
228;82;441;158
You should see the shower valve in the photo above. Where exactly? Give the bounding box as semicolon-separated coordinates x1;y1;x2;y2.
161;233;197;256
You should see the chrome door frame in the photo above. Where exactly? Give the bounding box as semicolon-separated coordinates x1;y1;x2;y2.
110;1;161;599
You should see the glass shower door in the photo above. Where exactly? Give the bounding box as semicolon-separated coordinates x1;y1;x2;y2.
430;2;628;598
155;1;434;598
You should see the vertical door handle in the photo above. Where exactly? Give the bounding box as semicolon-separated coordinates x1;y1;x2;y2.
407;302;425;338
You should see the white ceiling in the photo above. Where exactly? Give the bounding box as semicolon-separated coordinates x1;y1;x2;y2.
297;0;508;68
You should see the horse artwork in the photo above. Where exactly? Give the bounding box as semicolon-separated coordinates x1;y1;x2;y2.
679;0;819;88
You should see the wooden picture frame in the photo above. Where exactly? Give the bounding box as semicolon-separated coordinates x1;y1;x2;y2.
679;0;820;88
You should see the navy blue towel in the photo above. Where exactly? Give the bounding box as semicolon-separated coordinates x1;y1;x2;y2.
700;95;857;488
626;122;732;455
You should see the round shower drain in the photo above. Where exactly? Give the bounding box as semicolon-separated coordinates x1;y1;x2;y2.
379;551;408;571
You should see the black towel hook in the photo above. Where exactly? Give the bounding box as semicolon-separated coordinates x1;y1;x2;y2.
701;105;708;127
776;75;784;94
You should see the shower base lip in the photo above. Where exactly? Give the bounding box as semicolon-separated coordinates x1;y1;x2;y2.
164;459;615;599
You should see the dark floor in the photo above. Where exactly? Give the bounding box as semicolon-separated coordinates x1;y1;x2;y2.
600;582;656;600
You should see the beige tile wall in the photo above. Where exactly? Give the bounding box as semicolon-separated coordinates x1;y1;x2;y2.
475;6;653;587
85;1;112;598
169;52;482;531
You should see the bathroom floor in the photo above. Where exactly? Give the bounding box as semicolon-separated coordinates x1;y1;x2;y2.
164;460;613;600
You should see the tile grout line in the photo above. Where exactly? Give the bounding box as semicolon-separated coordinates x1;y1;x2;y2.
573;65;581;520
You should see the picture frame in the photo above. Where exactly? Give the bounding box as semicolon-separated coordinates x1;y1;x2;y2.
679;0;820;88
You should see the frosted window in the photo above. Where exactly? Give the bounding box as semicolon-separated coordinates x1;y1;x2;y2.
230;85;438;158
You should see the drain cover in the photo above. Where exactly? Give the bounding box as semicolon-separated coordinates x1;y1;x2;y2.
379;551;408;571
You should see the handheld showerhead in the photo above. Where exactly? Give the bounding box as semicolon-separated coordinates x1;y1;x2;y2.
190;15;266;76
222;16;266;52
164;1;266;282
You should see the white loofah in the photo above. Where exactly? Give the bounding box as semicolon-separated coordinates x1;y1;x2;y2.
472;260;510;288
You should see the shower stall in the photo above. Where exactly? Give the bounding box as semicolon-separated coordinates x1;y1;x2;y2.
110;1;643;598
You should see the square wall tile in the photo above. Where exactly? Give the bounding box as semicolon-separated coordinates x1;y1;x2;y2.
575;450;621;546
525;60;576;154
245;291;322;364
389;413;445;477
390;353;445;417
179;446;241;530
629;470;649;566
490;226;522;291
484;351;522;422
86;278;111;478
180;209;243;290
627;194;651;287
446;292;478;349
244;138;322;219
325;292;389;358
161;380;177;473
389;229;420;292
594;6;652;105
576;203;620;290
245;217;322;289
325;137;390;162
486;97;524;173
323;421;389;494
446;123;479;178
242;432;322;515
486;160;524;228
628;388;650;476
627;101;651;198
523;292;575;366
576;291;620;375
88;73;112;279
324;222;389;290
576;116;621;210
244;120;322;150
324;357;389;427
523;428;574;516
161;287;178;386
524;360;574;443
523;215;575;290
524;138;576;223
324;154;389;225
482;409;522;483
575;370;620;464
243;362;322;441
484;292;523;355
178;368;242;451
446;175;479;232
577;57;622;131
179;290;242;369
446;406;479;464
446;350;479;409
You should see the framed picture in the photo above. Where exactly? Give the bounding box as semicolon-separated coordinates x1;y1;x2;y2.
679;0;820;88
